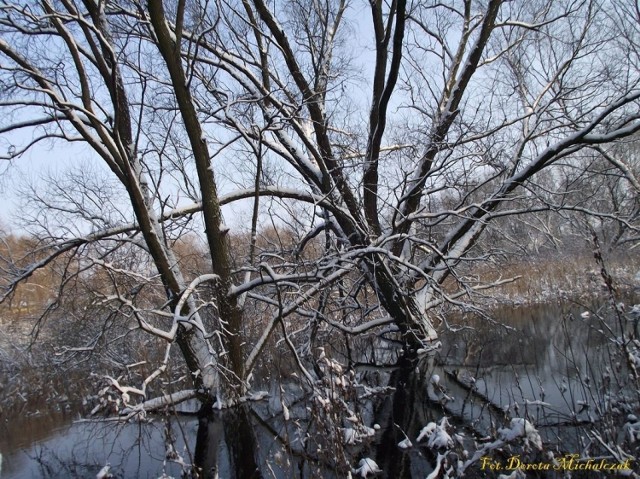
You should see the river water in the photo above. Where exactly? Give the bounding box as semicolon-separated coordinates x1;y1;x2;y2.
1;300;638;478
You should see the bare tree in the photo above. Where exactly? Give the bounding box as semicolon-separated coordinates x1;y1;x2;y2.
1;0;640;412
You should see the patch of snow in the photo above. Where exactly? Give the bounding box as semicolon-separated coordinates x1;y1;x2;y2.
428;427;453;449
417;417;453;449
247;390;269;401
344;427;357;445
343;425;376;445
498;470;527;479
417;422;437;442
498;418;542;450
397;437;413;449
425;453;445;479
524;399;552;407
354;458;381;477
96;464;111;479
361;426;376;438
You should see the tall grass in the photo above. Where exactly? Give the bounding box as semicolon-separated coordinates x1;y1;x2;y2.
476;253;640;305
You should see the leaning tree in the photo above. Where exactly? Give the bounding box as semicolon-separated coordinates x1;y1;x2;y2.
1;0;639;408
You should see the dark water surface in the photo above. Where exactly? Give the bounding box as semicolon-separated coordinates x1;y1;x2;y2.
1;301;637;478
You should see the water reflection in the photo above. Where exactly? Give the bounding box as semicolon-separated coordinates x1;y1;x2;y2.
3;417;197;478
220;406;262;479
1;301;637;478
193;411;222;479
373;354;437;479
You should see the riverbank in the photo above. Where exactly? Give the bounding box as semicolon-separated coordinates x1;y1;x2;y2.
474;253;640;307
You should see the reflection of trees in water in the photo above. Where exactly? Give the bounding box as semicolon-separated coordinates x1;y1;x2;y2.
188;405;263;479
220;406;262;479
190;307;633;478
189;353;442;478
373;354;436;479
440;303;614;370
19;418;189;478
6;301;639;478
193;411;222;479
